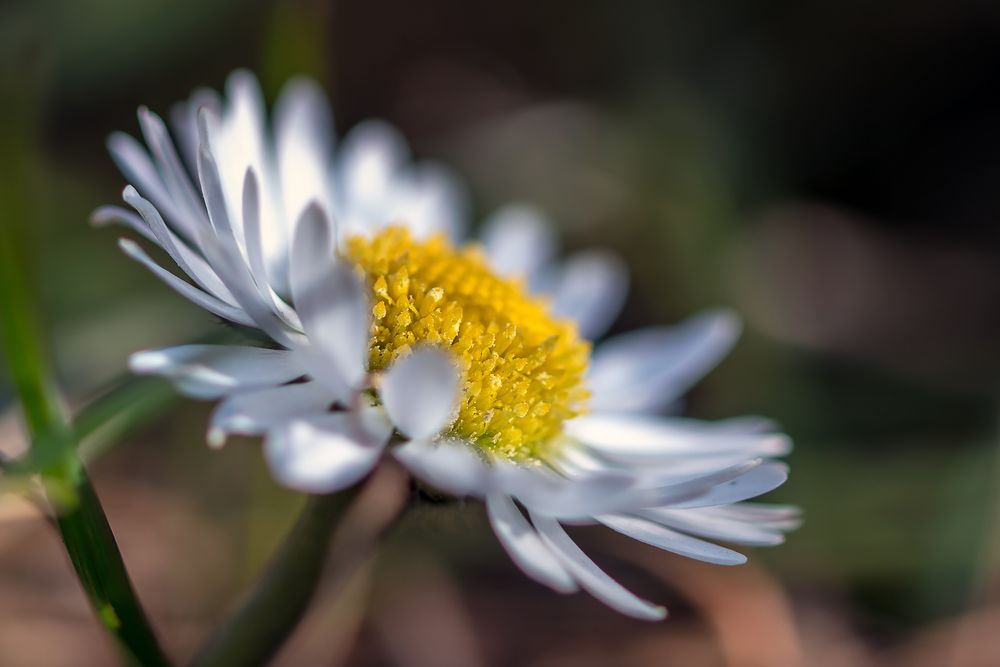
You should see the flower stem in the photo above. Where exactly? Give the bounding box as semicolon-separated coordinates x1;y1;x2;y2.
191;461;410;667
0;194;170;666
55;468;173;667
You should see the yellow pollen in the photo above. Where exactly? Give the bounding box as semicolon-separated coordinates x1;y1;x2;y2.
345;226;590;461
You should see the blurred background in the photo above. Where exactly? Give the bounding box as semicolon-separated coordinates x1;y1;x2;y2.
3;0;1000;665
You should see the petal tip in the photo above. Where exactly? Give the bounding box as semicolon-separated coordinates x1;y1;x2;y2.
381;346;460;440
117;237;140;254
128;350;158;374
90;209;110;227
207;427;227;449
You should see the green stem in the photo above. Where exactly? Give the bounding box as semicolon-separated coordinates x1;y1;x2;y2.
56;469;172;667
191;462;409;667
0;213;68;452
0;174;170;666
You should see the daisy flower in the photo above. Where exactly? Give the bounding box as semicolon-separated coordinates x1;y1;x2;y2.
98;71;797;620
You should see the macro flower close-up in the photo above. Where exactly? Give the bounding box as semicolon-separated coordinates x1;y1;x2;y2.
105;71;796;620
5;4;1000;666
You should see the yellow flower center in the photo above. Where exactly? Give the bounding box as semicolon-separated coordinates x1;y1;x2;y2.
345;226;590;461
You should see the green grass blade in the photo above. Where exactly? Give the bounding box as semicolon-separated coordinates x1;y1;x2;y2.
0;88;172;664
55;469;172;667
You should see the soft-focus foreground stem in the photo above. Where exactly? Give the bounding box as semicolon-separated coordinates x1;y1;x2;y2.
192;461;410;667
0;200;170;664
54;470;171;667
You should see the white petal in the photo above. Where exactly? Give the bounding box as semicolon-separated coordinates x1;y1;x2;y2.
219;71;269;204
224;71;267;152
275;77;334;229
196;143;240;247
107;131;165;198
624;451;784;480
547;251;628;340
207;381;336;447
545;440;611;476
265;410;391;494
487;494;578;593
531;513;666;621
632;458;767;508
709;502;802;528
290;198;335;263
137;107;210;236
667;462;789;509
107;132;179;225
239;168;272;299
480;204;556;285
91;205;156;242
130;345;304;399
123;186;236;304
196;222;301;349
215;72;287;293
554;431;780;485
337;121;409;225
597;514;747;565
169;86;223;174
566;413;791;463
235;169;302;330
496;464;636;520
636;506;789;547
393;437;490;496
290;204;370;397
241;168;268;287
380;347;459;440
117;238;255;327
588;310;741;413
292;346;354;408
396;163;468;242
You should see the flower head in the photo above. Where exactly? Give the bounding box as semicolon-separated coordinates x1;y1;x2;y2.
100;71;798;620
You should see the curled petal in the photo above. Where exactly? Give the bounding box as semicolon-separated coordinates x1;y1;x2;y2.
207;381;336;447
380;347;459;440
117;238;254;327
531;512;666;621
393;437;490;497
291;204;370;399
130;345;304;398
265;409;391;494
487;494;578;593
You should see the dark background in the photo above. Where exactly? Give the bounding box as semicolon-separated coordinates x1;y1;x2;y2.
3;1;1000;665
